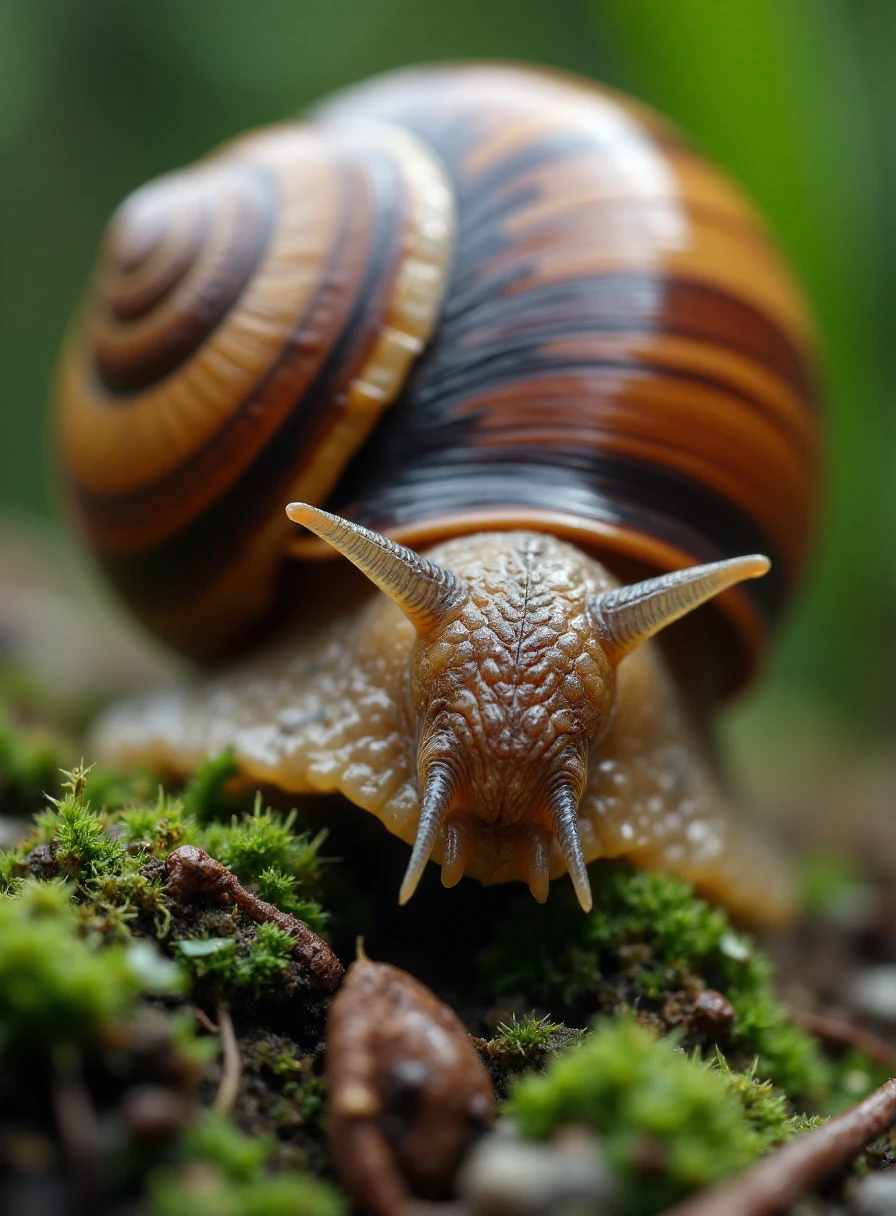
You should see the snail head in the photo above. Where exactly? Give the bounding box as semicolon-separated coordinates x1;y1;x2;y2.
286;502;769;912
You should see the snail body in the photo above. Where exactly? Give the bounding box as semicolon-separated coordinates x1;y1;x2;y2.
55;65;820;924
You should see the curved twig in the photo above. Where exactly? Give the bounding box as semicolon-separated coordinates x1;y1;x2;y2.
789;1007;896;1072
165;844;344;993
212;1001;242;1115
662;1078;896;1216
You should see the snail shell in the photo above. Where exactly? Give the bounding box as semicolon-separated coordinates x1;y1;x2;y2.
55;64;820;924
57;115;454;657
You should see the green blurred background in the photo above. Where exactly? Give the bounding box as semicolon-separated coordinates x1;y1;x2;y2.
0;0;893;767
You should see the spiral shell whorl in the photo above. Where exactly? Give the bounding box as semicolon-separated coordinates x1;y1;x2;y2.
91;165;272;393
57;118;454;656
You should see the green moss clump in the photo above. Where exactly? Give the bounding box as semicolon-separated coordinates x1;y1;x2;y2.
481;861;831;1099
147;1115;344;1216
0;757;334;941
511;1017;817;1216
177;922;297;999
255;865;328;931
201;798;329;933
180;749;242;824
151;1171;343;1216
51;765;126;877
237;922;297;991
0;745;342;1213
249;1035;328;1133
0;875;181;1050
496;1013;566;1055
479;1014;587;1103
117;789;191;856
712;1053;826;1149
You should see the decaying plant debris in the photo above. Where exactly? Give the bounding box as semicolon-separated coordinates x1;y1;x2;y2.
327;955;494;1214
1;668;895;1215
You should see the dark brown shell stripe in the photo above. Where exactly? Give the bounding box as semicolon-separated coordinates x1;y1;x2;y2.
56;123;452;653
320;66;820;676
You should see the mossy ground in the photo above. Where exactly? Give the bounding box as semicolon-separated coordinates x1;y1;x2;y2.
0;677;892;1215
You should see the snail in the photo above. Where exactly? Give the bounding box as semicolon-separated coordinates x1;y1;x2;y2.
54;64;820;926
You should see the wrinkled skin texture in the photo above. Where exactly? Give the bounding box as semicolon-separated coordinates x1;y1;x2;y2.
94;532;796;924
326;958;494;1213
409;533;614;887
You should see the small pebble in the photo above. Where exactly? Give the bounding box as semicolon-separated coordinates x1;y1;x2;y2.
0;817;30;851
849;1170;896;1215
121;1084;191;1142
459;1122;619;1215
691;988;736;1035
848;966;896;1025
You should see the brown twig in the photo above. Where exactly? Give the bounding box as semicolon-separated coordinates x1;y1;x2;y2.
212;1001;242;1115
194;1007;220;1036
789;1007;896;1072
165;844;344;993
661;1077;896;1216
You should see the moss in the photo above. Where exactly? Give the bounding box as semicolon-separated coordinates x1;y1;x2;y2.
147;1115;344;1216
117;789;191;856
255;866;328;933
712;1053;826;1149
496;1013;566;1055
511;1018;754;1214
0;760;335;939
51;765;126;877
248;1035;328;1134
0;840;28;894
180;749;243;823
511;1017;826;1216
0;876;181;1050
177;921;297;999
478;1014;587;1102
91;860;172;938
0;740;341;1214
480;861;832;1100
204;798;327;885
199;798;330;934
150;1170;343;1216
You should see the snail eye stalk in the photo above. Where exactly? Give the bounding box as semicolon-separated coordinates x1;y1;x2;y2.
589;555;771;665
286;502;468;636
